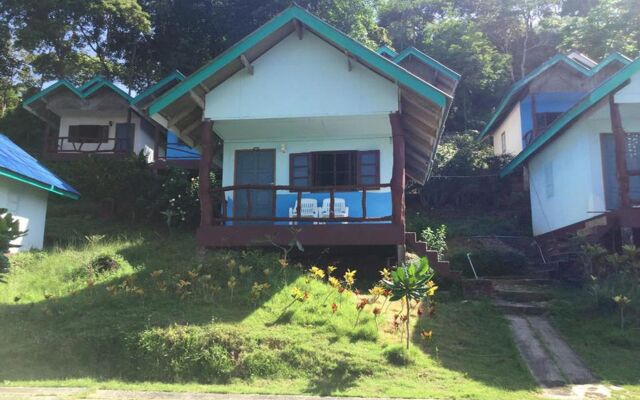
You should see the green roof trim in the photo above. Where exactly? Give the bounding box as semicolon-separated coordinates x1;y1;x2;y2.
132;70;186;105
393;47;461;82
149;5;450;116
23;76;134;107
500;57;640;178
479;53;632;140
376;45;398;58
0;167;80;200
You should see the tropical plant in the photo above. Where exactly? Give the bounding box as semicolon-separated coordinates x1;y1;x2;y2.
613;295;631;330
0;208;25;282
382;257;436;349
420;224;448;259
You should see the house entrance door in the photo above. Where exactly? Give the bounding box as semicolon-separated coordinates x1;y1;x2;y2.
234;149;275;221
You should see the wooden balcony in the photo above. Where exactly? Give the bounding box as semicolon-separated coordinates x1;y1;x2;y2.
196;183;405;247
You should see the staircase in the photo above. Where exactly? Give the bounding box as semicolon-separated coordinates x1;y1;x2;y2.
404;232;461;281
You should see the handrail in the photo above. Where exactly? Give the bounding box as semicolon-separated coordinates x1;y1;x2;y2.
210;183;393;224
46;135;132;154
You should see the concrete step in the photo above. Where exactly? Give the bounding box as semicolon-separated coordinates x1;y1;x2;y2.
504;315;566;387
492;277;553;286
493;299;548;315
495;289;551;302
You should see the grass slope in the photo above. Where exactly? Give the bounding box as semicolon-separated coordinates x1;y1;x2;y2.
0;210;537;399
548;288;640;398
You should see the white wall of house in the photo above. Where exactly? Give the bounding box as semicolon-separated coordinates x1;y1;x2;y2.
527;99;640;236
205;31;399;120
490;102;522;156
0;176;48;252
58;113;155;162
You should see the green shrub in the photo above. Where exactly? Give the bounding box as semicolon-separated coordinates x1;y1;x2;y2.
420;224;448;258
449;249;527;277
0;209;25;281
88;253;122;274
383;344;415;366
133;324;244;383
239;348;288;378
348;324;378;342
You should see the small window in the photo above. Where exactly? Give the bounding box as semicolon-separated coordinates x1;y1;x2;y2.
68;125;109;143
535;112;562;133
544;162;554;199
289;150;380;188
501;131;507;154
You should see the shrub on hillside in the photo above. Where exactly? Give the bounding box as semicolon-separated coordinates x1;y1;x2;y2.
88;253;122;274
383;344;415;366
449;249;527;277
0;209;25;281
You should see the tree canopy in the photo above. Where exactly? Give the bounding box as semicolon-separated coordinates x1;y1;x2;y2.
1;0;639;149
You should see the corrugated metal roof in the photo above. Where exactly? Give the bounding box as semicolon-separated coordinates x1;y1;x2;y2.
0;134;80;199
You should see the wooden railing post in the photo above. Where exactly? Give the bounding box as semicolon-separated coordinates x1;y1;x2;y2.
362;186;367;219
389;112;406;229
153;125;160;164
609;95;630;209
330;189;335;217
198;119;214;227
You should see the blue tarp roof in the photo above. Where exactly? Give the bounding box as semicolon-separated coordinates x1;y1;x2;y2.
0;134;80;199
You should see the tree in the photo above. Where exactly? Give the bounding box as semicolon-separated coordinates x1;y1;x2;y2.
2;0;151;86
559;0;640;59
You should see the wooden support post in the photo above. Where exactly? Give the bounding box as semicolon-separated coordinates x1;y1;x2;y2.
199;119;214;228
531;93;538;139
389;112;406;230
240;54;254;75
153;125;160;164
609;95;630;208
294;20;304;40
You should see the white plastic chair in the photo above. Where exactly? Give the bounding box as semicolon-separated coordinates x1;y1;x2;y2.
320;198;349;223
289;198;319;225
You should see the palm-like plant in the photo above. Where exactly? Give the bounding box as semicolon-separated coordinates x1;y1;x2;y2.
383;257;435;349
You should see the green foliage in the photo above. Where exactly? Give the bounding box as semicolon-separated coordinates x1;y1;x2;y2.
420;224;447;258
579;244;639;313
88;253;122;274
0;208;25;282
383;344;415;366
449;249;527;278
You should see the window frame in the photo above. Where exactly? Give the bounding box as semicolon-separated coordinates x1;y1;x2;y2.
289;150;380;190
68;124;110;144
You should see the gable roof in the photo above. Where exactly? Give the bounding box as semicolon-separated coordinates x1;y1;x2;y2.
500;57;640;178
24;76;134;108
147;5;457;184
479;52;632;140
376;45;398;59
393;47;461;82
132;70;186;107
149;5;450;116
0;134;80;199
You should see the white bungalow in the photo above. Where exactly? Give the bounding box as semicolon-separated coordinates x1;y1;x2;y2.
146;5;460;270
22;72;201;168
500;58;640;244
0;134;79;252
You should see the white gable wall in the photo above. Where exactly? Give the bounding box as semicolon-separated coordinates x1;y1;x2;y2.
527;99;640;236
490;102;522;156
205;32;399;120
0;176;48;252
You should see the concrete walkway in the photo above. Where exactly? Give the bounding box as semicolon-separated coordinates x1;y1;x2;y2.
0;387;431;400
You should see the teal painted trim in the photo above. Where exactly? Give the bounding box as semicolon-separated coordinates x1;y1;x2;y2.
149;5;449;116
500;57;640;178
376;45;398;58
23;80;83;106
0;167;80;200
480;53;632;140
132;70;186;105
23;77;134;108
393;47;461;81
79;75;106;91
82;80;134;102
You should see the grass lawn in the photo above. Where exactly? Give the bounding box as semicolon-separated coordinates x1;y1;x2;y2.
0;205;540;399
548;286;640;398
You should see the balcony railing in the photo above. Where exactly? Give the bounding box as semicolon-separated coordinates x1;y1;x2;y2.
46;135;133;154
210;183;394;225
